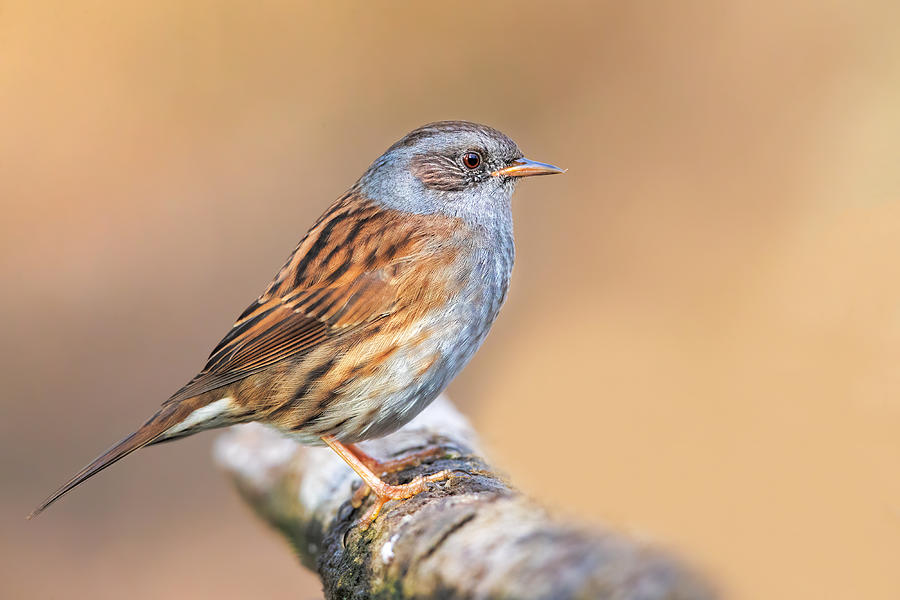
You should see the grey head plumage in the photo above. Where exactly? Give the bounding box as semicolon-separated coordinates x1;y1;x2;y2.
358;121;559;231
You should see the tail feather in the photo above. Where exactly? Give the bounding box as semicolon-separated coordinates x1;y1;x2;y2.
27;397;217;519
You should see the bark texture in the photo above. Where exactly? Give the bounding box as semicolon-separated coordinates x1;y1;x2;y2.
214;396;716;600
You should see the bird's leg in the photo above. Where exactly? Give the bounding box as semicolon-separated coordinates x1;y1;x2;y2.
321;435;451;525
344;442;449;476
343;442;450;509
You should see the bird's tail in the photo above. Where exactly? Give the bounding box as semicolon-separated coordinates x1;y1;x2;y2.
27;395;227;519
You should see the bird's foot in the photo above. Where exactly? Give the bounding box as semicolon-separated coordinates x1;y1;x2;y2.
348;443;450;509
355;469;452;525
321;435;453;528
349;443;450;477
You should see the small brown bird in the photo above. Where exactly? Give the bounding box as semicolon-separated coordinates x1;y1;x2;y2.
30;121;563;522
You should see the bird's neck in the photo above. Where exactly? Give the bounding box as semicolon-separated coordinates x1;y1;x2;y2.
464;212;515;325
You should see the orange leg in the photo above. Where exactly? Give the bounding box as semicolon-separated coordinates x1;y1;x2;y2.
322;435;451;525
343;442;449;476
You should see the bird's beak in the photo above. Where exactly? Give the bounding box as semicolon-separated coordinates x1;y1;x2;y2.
491;157;566;178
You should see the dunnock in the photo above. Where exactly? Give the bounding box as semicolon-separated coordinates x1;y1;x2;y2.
30;121;564;522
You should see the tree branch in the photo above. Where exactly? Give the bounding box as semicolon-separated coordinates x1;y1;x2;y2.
214;396;716;600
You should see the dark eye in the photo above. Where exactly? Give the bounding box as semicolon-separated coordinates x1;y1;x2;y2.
462;151;482;169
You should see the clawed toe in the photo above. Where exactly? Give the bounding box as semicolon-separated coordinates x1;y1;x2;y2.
356;469;453;527
321;435;455;529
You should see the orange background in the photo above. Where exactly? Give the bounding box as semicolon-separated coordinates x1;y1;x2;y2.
2;2;899;598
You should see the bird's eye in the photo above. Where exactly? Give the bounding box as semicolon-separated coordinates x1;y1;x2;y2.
462;151;482;170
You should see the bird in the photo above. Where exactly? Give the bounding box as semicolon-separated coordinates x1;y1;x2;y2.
29;120;564;523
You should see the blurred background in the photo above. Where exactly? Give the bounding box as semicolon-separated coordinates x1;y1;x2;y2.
2;1;899;598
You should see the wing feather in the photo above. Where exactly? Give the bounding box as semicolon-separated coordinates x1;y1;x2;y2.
166;193;462;405
167;270;396;403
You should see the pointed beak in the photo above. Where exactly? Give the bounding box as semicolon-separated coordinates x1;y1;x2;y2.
491;157;566;178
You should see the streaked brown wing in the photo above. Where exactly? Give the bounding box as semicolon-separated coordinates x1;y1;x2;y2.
167;269;397;404
166;190;464;405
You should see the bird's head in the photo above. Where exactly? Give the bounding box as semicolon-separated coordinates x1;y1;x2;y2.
359;121;564;228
